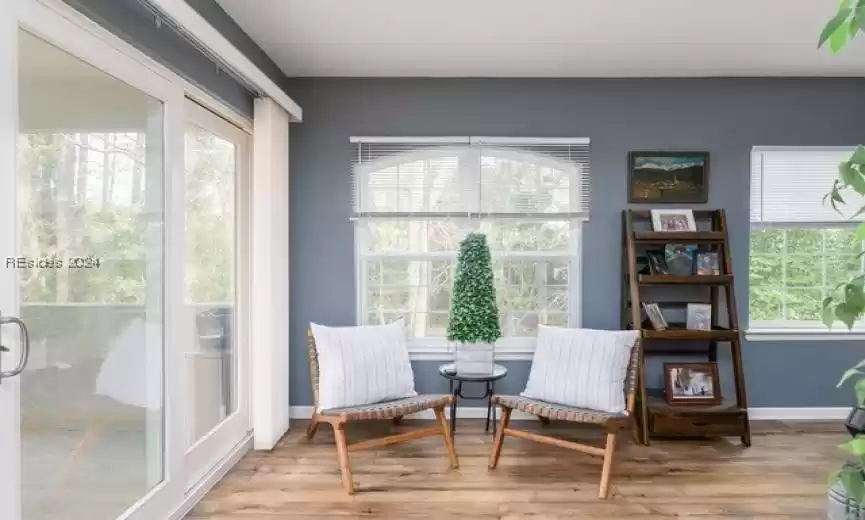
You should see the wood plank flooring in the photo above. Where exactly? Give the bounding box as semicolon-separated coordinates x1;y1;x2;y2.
188;419;844;519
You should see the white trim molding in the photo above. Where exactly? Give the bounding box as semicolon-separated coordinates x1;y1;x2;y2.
146;0;302;121
290;406;851;421
746;328;865;342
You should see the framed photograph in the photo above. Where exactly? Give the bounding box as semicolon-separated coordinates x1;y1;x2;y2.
664;244;697;275
696;252;721;275
651;209;697;232
628;151;709;203
686;303;712;331
645;250;668;274
664;362;721;406
642;302;667;331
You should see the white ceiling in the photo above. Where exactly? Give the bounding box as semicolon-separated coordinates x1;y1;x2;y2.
215;0;865;78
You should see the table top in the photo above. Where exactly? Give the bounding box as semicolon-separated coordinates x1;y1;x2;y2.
438;363;508;382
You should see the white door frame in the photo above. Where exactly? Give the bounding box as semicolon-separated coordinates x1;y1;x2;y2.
1;0;281;516
183;99;252;491
4;1;186;519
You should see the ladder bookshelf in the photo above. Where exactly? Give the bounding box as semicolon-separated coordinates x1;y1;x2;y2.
621;209;751;447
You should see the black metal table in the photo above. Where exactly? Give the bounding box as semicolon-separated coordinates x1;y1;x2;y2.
438;363;508;434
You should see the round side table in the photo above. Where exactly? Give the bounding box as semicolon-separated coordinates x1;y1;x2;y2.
438;363;508;434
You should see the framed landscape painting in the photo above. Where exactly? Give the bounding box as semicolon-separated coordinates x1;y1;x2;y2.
628;151;709;203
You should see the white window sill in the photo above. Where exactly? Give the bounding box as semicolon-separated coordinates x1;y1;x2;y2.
746;328;865;341
407;338;535;361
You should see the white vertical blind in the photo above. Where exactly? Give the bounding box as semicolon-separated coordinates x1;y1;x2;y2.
750;147;860;225
351;136;591;219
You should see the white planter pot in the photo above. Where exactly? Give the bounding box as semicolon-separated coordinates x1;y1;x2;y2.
455;342;494;375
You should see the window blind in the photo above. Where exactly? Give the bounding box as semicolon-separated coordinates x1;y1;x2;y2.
351;136;591;219
750;147;860;226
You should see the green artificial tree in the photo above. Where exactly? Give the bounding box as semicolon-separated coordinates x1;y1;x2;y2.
447;232;502;344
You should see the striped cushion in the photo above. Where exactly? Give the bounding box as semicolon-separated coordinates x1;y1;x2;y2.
320;394;453;420
494;395;627;425
521;326;639;414
310;321;417;410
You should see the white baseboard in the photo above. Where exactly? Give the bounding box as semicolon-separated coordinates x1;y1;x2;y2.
289;406;851;422
169;434;253;520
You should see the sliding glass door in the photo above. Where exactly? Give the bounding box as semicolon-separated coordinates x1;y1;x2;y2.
1;3;184;519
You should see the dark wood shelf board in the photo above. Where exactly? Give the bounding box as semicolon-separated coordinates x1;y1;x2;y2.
642;326;738;341
646;395;746;417
633;231;726;243
627;210;718;220
638;274;732;285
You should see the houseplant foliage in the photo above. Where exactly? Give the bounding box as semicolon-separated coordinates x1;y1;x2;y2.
447;232;501;344
820;0;865;509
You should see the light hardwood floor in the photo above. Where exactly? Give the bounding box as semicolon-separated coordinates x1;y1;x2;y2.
188;419;844;519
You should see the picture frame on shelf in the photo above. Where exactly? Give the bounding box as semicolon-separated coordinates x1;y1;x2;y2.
686;303;712;331
651;209;697;232
642;302;668;330
696;251;721;275
646;250;668;274
664;362;721;406
628;151;709;203
664;244;698;275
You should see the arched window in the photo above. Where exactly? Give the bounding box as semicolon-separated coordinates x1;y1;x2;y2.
352;136;590;355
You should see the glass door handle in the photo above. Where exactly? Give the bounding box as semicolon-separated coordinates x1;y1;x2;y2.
0;315;30;383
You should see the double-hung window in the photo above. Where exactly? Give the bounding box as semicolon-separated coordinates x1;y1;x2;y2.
749;146;864;338
352;137;590;356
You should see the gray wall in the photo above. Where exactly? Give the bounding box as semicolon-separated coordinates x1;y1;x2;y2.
63;0;258;117
287;77;865;408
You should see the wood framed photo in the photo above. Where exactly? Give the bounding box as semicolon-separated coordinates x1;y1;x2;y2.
664;362;721;406
642;302;668;330
645;250;668;274
686;303;712;330
628;151;709;203
651;209;696;232
664;244;697;275
696;251;720;275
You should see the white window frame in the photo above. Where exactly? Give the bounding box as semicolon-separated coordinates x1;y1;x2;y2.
353;145;585;360
747;146;865;342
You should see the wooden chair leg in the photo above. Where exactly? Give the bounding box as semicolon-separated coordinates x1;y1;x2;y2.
598;431;617;499
306;415;320;440
488;406;512;470
392;415;403;426
434;406;459;469
332;422;355;494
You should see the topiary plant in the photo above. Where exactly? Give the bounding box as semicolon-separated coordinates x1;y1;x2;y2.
447;232;501;344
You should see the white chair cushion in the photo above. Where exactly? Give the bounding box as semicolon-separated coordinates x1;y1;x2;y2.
310;321;417;411
521;326;640;414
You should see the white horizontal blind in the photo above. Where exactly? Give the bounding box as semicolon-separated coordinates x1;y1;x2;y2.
351;136;591;219
750;147;860;226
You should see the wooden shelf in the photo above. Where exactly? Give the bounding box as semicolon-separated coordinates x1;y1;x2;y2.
633;231;726;243
638;274;732;285
642;326;738;341
646;395;745;416
622;209;750;446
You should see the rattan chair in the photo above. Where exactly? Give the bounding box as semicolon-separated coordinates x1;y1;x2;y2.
305;329;459;494
488;341;641;499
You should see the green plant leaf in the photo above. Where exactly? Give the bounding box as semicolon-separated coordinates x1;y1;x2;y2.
850;205;865;220
840;162;865;195
831;21;852;51
820;8;853;48
839;368;863;387
842;437;865;456
851;146;865;165
836;302;859;330
824;300;838;328
854;379;865;405
841;468;865;503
